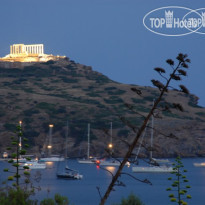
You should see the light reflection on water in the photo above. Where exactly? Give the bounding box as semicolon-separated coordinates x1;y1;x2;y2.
0;158;205;205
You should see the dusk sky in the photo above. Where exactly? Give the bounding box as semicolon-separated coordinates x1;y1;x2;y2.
1;0;205;106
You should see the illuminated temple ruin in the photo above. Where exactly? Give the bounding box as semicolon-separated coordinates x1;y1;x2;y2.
0;44;62;63
10;44;44;56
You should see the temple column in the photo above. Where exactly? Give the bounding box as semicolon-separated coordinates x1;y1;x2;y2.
41;45;44;54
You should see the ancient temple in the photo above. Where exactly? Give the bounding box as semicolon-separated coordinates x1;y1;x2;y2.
0;43;61;63
10;44;44;56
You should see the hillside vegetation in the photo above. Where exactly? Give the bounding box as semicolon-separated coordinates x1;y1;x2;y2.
0;57;204;158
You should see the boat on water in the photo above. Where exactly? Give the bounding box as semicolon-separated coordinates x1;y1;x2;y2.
96;122;130;167
193;162;205;167
57;121;83;180
96;158;131;167
96;158;120;166
40;124;65;162
21;160;46;169
13;158;27;163
78;157;97;164
132;165;175;173
151;157;170;163
132;103;173;173
96;122;120;167
78;123;97;164
57;167;83;179
2;152;8;158
39;156;64;162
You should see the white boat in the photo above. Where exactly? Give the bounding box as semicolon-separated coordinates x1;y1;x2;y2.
132;102;173;173
96;158;120;166
96;122;123;167
96;158;131;167
132;165;175;173
40;124;65;162
152;157;170;163
78;124;97;164
39;156;64;162
193;162;205;167
78;157;97;164
22;160;46;169
13;158;27;163
2;152;8;158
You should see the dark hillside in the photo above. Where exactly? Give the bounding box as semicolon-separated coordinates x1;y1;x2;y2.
0;58;204;158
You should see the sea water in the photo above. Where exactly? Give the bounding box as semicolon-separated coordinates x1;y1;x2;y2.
0;158;205;205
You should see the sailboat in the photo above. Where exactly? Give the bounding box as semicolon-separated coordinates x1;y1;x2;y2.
57;121;83;179
39;124;64;162
193;162;205;167
97;122;123;167
21;159;46;169
57;167;83;179
78;123;97;164
132;105;174;173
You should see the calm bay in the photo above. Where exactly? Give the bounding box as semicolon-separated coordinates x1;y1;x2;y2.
1;158;205;205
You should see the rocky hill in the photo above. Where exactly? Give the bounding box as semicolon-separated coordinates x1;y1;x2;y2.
0;57;205;158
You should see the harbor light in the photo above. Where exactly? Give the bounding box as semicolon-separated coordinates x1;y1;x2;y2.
108;143;113;149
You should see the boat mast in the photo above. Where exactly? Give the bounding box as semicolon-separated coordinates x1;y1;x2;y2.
87;123;90;159
110;122;113;154
150;100;154;160
110;122;112;146
65;121;69;159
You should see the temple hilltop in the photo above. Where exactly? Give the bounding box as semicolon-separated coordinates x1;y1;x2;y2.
0;43;65;63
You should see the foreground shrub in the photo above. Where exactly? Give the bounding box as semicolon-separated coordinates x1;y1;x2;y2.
113;193;145;205
40;193;69;205
0;187;37;205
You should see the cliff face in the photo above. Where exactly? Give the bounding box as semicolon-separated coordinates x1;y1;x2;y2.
0;57;204;158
